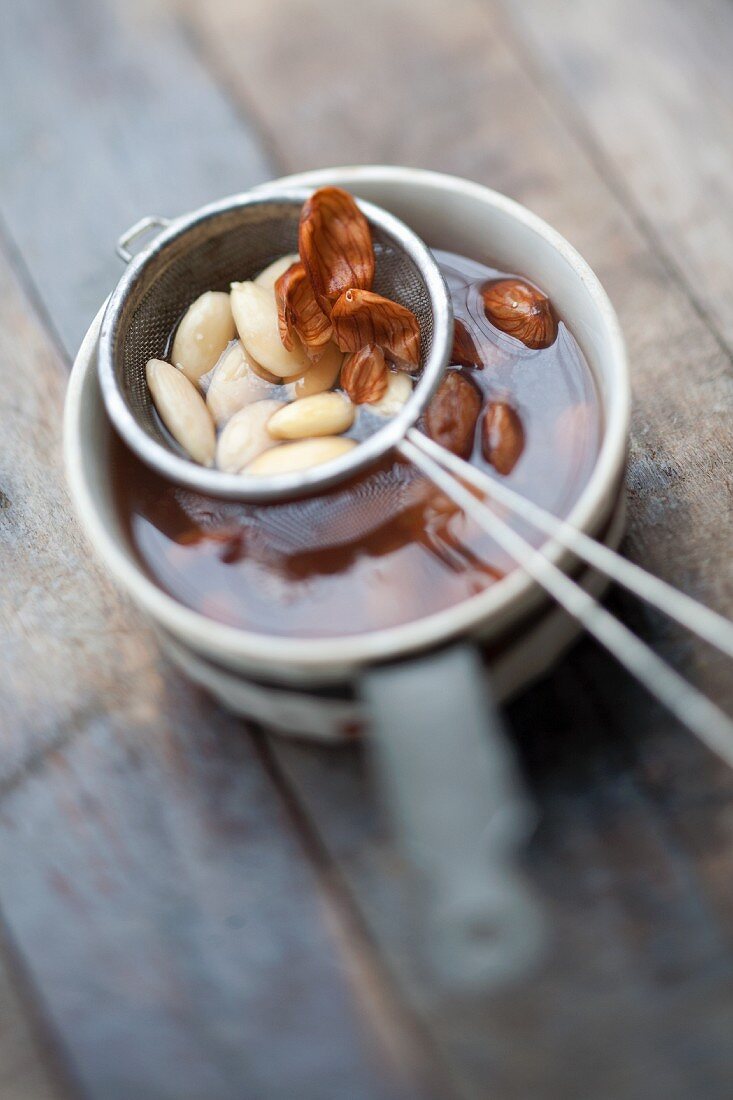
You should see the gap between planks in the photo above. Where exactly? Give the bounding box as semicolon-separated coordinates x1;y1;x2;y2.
494;0;733;371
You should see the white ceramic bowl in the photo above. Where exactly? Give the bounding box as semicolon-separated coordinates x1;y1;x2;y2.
64;167;629;732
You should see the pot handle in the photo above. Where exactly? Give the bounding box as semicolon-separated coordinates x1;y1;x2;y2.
362;644;544;991
116;215;171;262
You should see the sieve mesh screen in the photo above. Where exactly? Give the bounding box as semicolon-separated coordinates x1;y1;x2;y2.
110;201;436;460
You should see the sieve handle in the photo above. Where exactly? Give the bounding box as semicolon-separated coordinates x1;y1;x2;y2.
116;216;172;263
362;644;544;992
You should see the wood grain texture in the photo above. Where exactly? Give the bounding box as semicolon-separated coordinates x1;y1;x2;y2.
0;946;67;1100
0;0;271;355
0;0;732;1096
505;0;733;358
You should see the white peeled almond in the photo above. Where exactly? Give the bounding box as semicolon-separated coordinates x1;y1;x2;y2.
206;341;277;426
369;370;413;416
254;253;300;290
146;358;216;466
268;392;355;441
171;291;236;384
216;399;285;473
286;342;343;399
245;437;357;477
230;281;310;378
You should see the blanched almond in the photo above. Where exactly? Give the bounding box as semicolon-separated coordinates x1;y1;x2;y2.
216;399;285;473
245;436;357;476
286;342;343;398
368;370;413;417
206;342;276;426
146;358;216;466
230;281;311;378
254;253;300;290
171;291;236;384
268;392;355;440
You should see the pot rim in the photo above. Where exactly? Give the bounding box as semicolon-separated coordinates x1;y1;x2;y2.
64;166;629;676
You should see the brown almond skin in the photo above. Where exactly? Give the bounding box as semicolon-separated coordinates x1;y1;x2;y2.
481;278;557;349
299;187;375;315
331;288;420;369
451;318;484;369
424;371;482;458
341;344;388;404
481;401;525;475
275;261;333;359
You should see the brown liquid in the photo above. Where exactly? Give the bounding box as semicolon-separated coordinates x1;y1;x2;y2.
112;251;601;636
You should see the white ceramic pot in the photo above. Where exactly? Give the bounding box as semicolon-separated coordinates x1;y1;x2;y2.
64;167;630;987
64;167;629;704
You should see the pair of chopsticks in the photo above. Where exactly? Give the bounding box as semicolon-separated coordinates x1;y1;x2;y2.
399;428;733;766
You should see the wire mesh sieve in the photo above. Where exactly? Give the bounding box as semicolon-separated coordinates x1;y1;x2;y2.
98;189;453;501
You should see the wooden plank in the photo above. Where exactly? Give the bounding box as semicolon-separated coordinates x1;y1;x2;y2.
183;1;733;1095
502;0;733;357
0;0;271;356
0;942;67;1100
0;131;432;1100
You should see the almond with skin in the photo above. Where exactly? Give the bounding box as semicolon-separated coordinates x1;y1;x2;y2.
331;289;420;369
340;344;388;404
451;318;484;369
146;358;216;466
481;401;525;474
299;187;375;315
424;370;482;458
480;278;557;349
275;261;333;360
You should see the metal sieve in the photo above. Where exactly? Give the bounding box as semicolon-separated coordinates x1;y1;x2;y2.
98;189;453;501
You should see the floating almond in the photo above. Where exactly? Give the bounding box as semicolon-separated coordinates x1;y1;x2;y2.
254;253;300;290
245;436;357;476
299;187;375;315
369;370;413;417
331;289;420;369
481;401;525;475
230;280;311;378
171;291;236;384
206;342;276;426
451;318;484;369
146;358;216;466
341;344;388;404
424;370;481;458
286;342;343;399
480;278;557;349
216;399;285;473
267;392;355;440
275;261;333;360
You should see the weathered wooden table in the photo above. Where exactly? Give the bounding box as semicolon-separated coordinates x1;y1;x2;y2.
2;0;732;1097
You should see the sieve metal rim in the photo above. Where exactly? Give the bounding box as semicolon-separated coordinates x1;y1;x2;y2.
98;188;453;501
